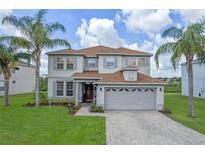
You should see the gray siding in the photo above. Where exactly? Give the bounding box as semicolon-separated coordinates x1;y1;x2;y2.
181;62;205;98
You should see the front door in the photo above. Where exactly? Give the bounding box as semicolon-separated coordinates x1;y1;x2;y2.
84;83;94;102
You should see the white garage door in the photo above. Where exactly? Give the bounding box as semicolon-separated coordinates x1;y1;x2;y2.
105;87;156;110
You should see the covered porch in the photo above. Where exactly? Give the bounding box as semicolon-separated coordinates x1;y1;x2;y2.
74;79;97;105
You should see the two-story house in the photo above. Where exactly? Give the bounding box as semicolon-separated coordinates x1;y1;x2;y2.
46;45;165;111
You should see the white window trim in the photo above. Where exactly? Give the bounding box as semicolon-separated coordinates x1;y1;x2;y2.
66;82;73;96
56;81;64;97
86;59;97;68
138;57;148;67
66;57;74;70
105;57;116;69
56;57;64;70
56;81;74;97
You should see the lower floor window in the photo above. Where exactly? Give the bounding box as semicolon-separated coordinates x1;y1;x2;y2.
56;81;73;97
66;82;73;96
56;81;64;96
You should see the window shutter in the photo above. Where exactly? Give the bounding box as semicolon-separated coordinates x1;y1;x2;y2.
114;57;117;68
53;81;56;97
53;56;57;70
73;57;77;70
125;57;128;66
103;57;106;67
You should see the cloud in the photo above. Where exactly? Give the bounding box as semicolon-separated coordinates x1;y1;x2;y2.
75;16;181;77
127;34;182;77
0;10;20;36
76;18;125;48
178;10;205;23
119;10;173;36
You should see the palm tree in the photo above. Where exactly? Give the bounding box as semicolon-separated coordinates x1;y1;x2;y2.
155;22;205;117
1;10;70;107
0;40;31;106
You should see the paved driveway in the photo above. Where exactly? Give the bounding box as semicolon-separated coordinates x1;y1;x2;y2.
106;111;205;145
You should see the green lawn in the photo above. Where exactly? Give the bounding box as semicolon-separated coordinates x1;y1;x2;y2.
165;93;205;134
0;93;105;145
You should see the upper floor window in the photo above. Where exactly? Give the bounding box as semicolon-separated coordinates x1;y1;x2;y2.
104;57;116;68
57;57;64;70
138;57;148;67
86;59;97;68
66;57;74;70
127;57;136;66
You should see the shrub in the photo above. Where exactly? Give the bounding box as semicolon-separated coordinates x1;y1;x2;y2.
90;103;104;113
161;108;172;114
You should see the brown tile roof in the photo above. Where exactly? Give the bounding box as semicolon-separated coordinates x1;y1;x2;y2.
72;70;165;84
46;49;84;55
72;71;102;79
46;45;152;57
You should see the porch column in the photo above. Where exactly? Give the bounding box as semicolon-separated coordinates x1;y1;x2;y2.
75;82;79;105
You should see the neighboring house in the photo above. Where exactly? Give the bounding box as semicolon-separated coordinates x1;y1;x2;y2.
0;61;36;96
181;60;205;98
46;45;165;111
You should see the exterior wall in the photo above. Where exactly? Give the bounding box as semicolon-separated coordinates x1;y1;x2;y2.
48;55;83;78
96;84;164;111
181;63;205;98
98;55;150;75
122;56;150;76
156;86;164;110
0;65;35;96
98;55;123;73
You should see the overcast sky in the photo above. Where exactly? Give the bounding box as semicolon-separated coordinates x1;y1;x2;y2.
1;9;205;77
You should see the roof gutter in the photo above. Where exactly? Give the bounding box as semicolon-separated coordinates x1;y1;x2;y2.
95;82;167;85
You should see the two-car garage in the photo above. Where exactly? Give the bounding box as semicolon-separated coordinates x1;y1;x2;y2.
104;87;157;110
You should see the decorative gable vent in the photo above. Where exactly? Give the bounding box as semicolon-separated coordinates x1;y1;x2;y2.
122;65;139;81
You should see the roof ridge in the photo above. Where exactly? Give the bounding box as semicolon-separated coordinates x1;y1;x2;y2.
77;45;114;51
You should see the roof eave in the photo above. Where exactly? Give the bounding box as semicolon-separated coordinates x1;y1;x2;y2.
95;82;167;85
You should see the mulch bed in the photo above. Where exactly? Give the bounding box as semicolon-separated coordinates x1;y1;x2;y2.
23;102;81;115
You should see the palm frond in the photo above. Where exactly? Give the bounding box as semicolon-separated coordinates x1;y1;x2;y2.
2;16;32;40
171;40;184;70
35;9;48;22
45;39;71;49
162;26;183;39
0;36;33;49
13;52;33;64
19;16;34;25
47;23;66;33
154;42;176;69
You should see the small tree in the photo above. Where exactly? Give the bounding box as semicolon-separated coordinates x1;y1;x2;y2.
0;41;31;106
155;22;205;117
1;10;70;107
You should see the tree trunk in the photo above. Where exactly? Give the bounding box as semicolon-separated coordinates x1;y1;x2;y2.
35;59;40;107
187;61;195;117
3;79;9;106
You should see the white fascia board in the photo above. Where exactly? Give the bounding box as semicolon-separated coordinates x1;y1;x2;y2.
95;82;167;85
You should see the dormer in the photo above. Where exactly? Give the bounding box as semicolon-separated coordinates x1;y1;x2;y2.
122;65;139;81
